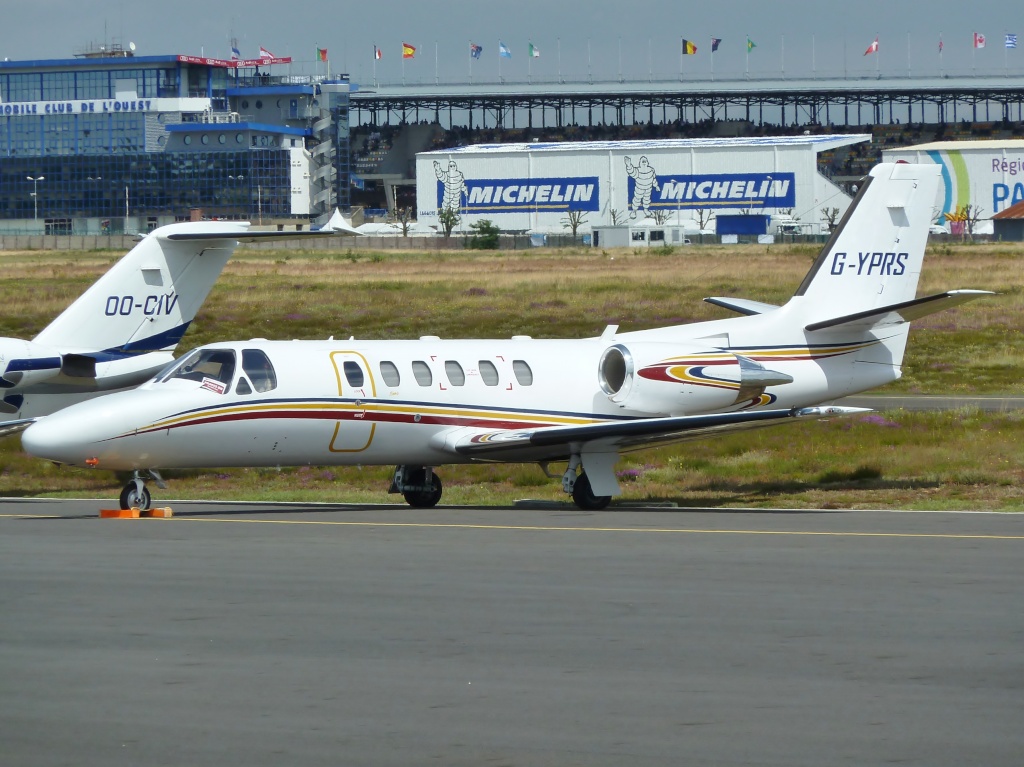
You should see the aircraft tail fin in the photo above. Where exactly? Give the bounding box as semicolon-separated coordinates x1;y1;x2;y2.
32;221;249;356
788;163;942;324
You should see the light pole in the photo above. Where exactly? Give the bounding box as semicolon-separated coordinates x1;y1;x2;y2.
27;175;44;220
228;175;246;218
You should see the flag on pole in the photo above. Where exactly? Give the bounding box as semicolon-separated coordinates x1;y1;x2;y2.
864;37;879;55
1006;33;1017;49
681;39;697;55
938;37;944;53
470;42;482;58
974;32;986;48
746;37;757;52
529;42;540;57
711;37;721;52
259;46;274;60
499;41;512;58
317;47;328;62
374;45;382;60
231;46;241;60
402;42;416;58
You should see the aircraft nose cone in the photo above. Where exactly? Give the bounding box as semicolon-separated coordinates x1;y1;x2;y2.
23;413;94;465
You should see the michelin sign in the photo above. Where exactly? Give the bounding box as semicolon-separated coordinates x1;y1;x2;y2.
434;160;599;213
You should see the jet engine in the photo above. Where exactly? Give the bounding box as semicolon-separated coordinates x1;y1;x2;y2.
0;338;90;391
597;342;793;415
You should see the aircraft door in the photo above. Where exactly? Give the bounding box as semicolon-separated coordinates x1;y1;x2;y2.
329;351;376;452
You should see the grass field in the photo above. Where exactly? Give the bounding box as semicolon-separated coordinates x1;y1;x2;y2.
1;240;1022;509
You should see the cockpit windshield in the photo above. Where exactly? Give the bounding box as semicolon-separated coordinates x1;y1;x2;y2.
159;348;236;392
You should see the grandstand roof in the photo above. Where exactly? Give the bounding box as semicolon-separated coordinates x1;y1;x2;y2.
355;75;1024;101
890;139;1024;152
421;134;870;155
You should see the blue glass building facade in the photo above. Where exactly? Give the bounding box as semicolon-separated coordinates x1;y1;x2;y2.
0;53;349;232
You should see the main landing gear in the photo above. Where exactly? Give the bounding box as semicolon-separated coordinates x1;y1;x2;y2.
118;470;166;510
557;454;613;511
390;465;443;508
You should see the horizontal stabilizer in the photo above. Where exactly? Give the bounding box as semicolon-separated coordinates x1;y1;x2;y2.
704;297;781;316
805;290;994;332
442;406;868;461
165;229;354;242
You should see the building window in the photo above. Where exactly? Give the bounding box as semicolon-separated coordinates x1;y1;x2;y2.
512;360;534;386
631;230;646;242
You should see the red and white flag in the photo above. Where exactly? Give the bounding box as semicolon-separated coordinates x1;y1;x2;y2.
863;37;879;55
259;46;274;60
974;32;986;49
374;45;382;60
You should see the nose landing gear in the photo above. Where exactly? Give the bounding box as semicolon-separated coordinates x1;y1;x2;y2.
118;470;166;510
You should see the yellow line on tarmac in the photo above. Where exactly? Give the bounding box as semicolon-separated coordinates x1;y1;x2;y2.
167;516;1024;540
3;513;1022;540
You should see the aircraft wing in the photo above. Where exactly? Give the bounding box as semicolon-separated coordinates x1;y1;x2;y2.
0;418;35;440
438;406;867;462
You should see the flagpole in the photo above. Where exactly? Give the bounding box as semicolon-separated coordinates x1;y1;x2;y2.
402;44;406;86
1005;31;1008;74
557;37;562;83
939;33;944;77
373;42;377;86
681;37;684;81
498;41;502;83
435;41;438;85
648;38;652;83
709;36;714;81
468;41;472;82
907;30;911;76
812;34;816;78
745;34;749;79
529;42;532;82
588;38;592;84
876;33;880;76
781;34;785;78
618;37;622;83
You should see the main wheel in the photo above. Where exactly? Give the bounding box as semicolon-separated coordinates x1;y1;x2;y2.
403;469;443;508
571;472;611;510
119;482;151;510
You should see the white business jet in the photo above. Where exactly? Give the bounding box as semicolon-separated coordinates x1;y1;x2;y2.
0;211;358;437
23;164;991;510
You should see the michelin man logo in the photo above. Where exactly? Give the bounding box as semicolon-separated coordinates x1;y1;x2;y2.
434;160;468;213
624;156;660;219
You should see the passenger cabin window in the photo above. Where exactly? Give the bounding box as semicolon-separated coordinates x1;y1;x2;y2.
343;360;364;388
445;360;466;386
512;360;534;386
412;360;433;387
241;349;277;392
379;361;401;387
164;348;236;392
479;360;499;386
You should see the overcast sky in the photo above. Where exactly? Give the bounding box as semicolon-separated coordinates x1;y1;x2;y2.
5;0;1024;86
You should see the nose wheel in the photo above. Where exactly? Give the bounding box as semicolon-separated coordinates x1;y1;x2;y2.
119;479;152;510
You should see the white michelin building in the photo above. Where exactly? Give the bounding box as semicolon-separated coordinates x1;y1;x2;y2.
416;135;869;235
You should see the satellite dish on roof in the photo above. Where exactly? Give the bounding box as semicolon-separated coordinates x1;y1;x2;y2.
129;42;136;51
